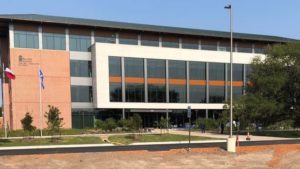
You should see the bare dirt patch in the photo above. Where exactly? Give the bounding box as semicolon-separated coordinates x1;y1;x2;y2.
0;144;299;169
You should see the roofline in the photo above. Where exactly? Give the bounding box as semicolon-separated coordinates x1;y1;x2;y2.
0;14;298;43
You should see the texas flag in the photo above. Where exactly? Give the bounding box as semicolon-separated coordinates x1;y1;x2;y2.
4;68;15;80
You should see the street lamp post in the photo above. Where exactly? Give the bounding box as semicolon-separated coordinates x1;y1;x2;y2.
225;4;236;152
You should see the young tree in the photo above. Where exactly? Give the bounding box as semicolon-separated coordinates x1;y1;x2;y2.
159;117;168;134
104;118;117;132
44;105;64;135
20;112;36;136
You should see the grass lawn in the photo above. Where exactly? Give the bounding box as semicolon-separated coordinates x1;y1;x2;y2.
0;136;104;147
109;134;218;145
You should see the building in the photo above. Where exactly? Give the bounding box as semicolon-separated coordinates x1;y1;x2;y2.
0;14;295;129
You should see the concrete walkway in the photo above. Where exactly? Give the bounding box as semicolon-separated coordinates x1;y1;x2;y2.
164;129;293;141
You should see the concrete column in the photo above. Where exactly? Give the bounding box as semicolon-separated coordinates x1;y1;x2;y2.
138;34;141;46
159;36;162;47
166;60;169;103
225;63;228;101
121;57;126;102
243;64;246;95
116;33;119;44
186;61;190;103
179;38;182;48
217;41;220;51
91;30;95;44
206;62;209;119
252;44;255;53
9;23;14;48
65;28;69;51
38;26;42;49
144;58;148;102
122;109;125;119
198;40;201;50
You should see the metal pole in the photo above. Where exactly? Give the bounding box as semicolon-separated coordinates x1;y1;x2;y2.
229;5;233;138
2;64;7;138
39;66;43;137
188;115;191;147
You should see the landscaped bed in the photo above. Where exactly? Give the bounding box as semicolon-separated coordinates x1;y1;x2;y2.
0;136;104;147
108;133;219;145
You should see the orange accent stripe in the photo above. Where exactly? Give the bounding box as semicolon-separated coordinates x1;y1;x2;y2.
169;79;186;85
125;77;145;84
148;78;166;84
189;80;206;86
109;76;122;83
208;80;225;86
226;81;244;87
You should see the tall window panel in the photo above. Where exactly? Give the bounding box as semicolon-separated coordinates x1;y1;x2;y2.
209;63;225;80
189;61;206;103
209;86;225;103
245;64;252;82
169;60;186;103
227;64;244;81
70;60;92;77
209;63;225;103
69;35;91;52
147;59;166;102
71;86;93;102
43;32;66;50
14;31;39;49
125;58;144;102
109;56;122;102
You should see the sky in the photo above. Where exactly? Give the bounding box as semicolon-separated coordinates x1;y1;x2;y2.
0;0;299;39
0;0;299;105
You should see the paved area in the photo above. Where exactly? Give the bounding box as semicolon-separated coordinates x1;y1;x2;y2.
0;144;299;169
166;129;293;141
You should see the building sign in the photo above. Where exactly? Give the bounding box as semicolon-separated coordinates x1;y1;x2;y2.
18;55;38;66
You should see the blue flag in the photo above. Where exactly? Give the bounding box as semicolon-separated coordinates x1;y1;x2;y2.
39;69;45;89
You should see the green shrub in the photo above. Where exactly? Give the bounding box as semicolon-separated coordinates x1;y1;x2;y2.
95;119;105;130
195;118;218;130
266;120;294;130
103;118;117;132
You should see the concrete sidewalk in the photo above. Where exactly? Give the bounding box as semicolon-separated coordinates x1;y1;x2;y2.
165;129;293;141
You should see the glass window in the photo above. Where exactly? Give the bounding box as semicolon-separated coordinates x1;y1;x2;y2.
169;85;186;103
219;42;230;52
109;56;122;76
95;33;116;44
147;59;166;78
254;48;265;54
125;83;144;102
169;60;186;79
125;58;144;77
14;31;39;49
141;39;159;47
189;85;206;103
209;63;225;80
69;35;91;52
71;86;93;102
70;60;92;77
162;37;179;48
189;61;206;80
119;34;138;45
209;86;225;103
110;83;122;102
43;32;66;50
182;40;199;49
233;86;243;99
201;41;217;51
148;84;166;102
227;64;243;81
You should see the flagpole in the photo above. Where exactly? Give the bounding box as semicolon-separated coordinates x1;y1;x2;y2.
2;64;7;138
39;65;43;137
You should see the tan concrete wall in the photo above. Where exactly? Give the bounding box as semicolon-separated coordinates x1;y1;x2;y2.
8;48;71;129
